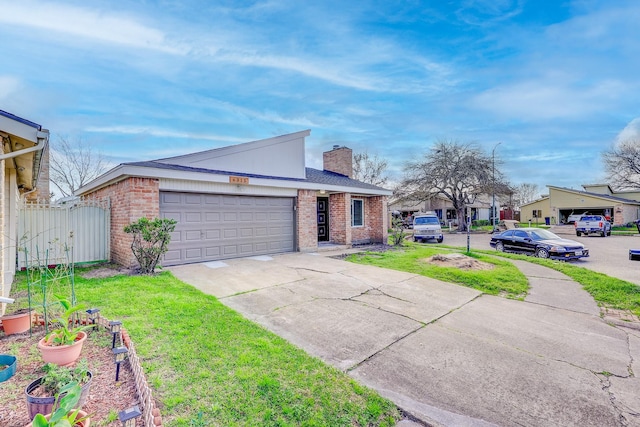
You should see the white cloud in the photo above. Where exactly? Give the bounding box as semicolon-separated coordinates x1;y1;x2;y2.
85;126;248;144
0;2;184;54
616;118;640;142
0;75;21;100
471;78;624;121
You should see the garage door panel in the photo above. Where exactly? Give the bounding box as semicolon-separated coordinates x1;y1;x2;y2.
205;229;221;239
162;193;182;204
161;192;295;266
185;230;201;240
205;212;221;222
185;212;202;222
185;248;203;260
205;246;221;257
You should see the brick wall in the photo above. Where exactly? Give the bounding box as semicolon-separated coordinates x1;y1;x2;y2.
297;189;318;251
323;147;353;178
86;177;159;267
367;196;388;243
349;195;388;245
329;193;351;245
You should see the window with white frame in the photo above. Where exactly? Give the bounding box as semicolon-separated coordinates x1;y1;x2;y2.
351;199;364;227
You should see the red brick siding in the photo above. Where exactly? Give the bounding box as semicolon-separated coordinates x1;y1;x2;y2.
297;189;318;251
86;177;159;267
350;195;388;245
329;193;351;245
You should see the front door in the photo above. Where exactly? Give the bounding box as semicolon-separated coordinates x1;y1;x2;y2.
317;197;329;242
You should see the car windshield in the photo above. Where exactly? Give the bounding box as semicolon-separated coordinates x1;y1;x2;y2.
580;216;599;221
529;229;561;241
414;216;439;225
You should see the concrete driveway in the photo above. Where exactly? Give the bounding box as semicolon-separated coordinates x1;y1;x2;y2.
169;250;640;427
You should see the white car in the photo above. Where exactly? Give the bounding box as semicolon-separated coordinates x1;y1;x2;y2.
413;213;444;243
567;211;589;224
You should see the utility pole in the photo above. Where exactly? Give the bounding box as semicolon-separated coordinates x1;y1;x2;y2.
492;142;502;232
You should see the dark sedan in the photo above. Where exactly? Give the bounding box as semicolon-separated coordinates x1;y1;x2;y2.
490;228;589;260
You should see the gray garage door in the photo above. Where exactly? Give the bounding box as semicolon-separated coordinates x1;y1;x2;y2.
160;192;295;266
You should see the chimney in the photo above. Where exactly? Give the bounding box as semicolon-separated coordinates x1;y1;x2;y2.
323;145;353;178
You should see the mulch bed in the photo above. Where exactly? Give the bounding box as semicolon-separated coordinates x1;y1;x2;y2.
0;326;142;427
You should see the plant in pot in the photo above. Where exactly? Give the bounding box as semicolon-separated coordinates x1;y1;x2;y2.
37;296;92;366
30;381;91;427
1;295;34;335
25;359;93;420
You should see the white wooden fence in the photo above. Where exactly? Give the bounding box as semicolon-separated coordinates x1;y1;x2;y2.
17;198;110;269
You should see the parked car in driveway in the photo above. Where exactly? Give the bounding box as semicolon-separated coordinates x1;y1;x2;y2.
575;215;611;237
567;211;589;224
490;228;589;260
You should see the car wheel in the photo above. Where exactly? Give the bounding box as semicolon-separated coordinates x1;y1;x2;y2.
413;236;417;242
437;237;443;243
536;248;550;258
601;230;606;237
576;231;581;236
608;230;612;236
495;241;505;252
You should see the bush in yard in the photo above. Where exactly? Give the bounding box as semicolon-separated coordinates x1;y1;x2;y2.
124;217;177;274
389;217;407;246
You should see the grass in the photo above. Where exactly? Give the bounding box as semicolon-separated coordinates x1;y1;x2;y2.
11;271;400;427
346;244;528;299
473;250;640;317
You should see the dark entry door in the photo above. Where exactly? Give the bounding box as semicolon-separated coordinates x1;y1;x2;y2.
317;197;329;242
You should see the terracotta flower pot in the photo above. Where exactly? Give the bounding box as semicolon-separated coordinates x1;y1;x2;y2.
23;409;90;427
1;309;33;335
37;331;88;366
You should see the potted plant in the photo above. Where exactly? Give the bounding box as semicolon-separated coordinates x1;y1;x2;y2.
37;296;91;366
25;360;92;420
1;306;34;335
29;381;91;427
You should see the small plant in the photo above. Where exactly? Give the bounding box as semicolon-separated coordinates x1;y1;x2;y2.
43;296;91;347
32;381;90;427
389;217;407;246
40;359;90;395
124;217;177;274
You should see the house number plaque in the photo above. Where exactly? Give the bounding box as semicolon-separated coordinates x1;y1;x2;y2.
229;176;249;185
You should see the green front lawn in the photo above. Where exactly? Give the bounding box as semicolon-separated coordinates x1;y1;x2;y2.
346;245;528;299
11;271;400;427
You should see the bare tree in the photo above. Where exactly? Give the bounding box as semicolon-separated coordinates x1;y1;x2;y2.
396;140;506;231
50;136;108;198
603;139;640;189
353;151;389;187
513;183;540;208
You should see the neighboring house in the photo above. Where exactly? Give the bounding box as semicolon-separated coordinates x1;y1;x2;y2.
0;110;49;310
389;193;504;226
520;184;640;225
77;130;392;268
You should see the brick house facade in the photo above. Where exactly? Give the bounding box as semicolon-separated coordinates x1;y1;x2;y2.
78;131;392;268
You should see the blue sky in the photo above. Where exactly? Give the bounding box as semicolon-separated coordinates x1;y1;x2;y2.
1;0;639;195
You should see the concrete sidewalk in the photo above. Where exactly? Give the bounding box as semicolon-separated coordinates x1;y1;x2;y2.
169;251;640;427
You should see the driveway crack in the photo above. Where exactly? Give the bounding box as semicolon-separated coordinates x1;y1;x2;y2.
345;293;484;372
